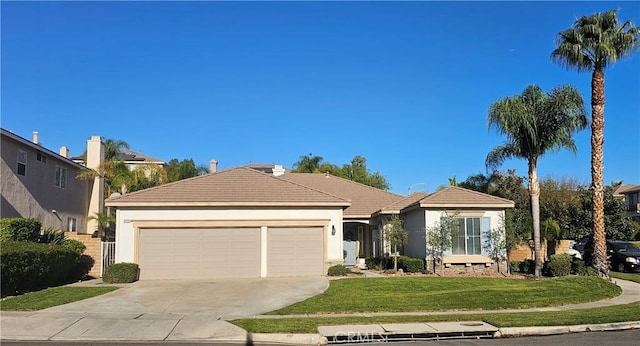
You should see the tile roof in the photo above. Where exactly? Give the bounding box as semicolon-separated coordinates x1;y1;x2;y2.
377;192;429;214
412;186;514;209
613;184;640;195
279;173;404;218
105;167;351;208
117;150;164;164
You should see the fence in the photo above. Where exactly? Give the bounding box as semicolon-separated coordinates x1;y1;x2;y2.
101;241;116;275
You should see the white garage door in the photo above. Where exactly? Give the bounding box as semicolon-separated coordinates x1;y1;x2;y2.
139;228;260;280
267;227;324;277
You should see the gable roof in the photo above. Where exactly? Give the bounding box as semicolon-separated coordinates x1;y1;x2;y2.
1;128;85;170
105;167;351;208
409;186;514;209
377;192;429;215
613;184;640;196
279;173;403;218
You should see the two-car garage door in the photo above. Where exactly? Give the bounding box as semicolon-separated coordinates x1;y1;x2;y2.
138;227;323;280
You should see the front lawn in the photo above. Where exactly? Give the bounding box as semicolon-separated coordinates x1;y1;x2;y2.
0;286;119;311
269;276;620;315
610;271;640;283
232;301;640;333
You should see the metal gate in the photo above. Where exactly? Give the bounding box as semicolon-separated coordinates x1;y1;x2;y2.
343;240;357;266
101;241;115;276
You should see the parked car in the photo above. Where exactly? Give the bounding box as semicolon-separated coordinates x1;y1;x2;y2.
580;238;640;273
607;240;640;273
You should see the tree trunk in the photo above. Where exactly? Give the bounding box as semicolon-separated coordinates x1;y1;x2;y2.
528;161;542;278
393;245;398;271
591;68;608;278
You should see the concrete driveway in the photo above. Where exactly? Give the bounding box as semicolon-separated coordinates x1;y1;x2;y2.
1;277;328;342
47;276;329;319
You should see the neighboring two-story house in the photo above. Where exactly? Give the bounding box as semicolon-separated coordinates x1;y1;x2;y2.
614;184;640;223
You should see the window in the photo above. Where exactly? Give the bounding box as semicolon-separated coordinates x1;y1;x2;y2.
37;151;47;163
17;150;27;176
55;166;67;188
67;217;77;232
452;217;482;255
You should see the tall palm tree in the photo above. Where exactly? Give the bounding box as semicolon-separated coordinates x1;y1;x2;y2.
104;139;130;161
293;154;324;173
551;9;639;277
486;85;587;278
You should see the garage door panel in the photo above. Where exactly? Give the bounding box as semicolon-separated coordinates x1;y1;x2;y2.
139;228;260;280
267;227;324;277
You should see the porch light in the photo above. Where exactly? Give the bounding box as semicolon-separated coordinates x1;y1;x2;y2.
331;225;336;236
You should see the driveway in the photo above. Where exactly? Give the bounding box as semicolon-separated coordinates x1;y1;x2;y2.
45;276;329;319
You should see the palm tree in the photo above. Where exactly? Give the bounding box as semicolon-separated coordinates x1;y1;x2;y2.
486;84;587;278
87;212;116;240
293;154;324;173
551;9;640;277
104;139;130;161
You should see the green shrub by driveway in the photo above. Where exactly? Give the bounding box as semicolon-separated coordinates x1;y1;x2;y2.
102;263;139;283
269;276;620;315
327;264;350;276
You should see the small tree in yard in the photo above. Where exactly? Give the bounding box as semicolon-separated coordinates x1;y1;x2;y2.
384;215;407;271
426;214;458;273
483;225;507;274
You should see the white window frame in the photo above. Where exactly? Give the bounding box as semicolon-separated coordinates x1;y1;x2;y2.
37;151;47;163
67;217;77;232
452;217;482;256
55;166;67;188
17;149;27;176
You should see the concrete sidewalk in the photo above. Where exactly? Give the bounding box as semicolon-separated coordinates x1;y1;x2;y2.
1;278;638;344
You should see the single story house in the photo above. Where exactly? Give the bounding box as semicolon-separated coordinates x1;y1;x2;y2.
106;165;515;279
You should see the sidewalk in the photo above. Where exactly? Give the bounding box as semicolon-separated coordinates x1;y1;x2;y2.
1;278;639;344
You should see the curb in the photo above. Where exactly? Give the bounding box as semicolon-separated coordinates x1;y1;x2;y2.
496;321;640;337
249;333;327;345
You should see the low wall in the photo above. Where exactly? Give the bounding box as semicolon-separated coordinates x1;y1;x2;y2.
508;239;573;262
65;232;101;278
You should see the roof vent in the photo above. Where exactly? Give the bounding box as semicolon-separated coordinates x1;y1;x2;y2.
273;164;285;176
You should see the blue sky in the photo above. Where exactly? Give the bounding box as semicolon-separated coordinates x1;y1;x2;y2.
2;1;639;195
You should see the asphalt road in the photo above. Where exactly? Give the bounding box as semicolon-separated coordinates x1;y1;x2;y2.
2;329;640;345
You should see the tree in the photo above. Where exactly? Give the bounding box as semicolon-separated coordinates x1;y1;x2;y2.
552;9;640;277
483;224;508;274
164;158;209;182
87;212;116;240
383;215;407;271
292;154;391;190
486;84;587;278
292;154;324;173
103;139;130;161
425;214;458;273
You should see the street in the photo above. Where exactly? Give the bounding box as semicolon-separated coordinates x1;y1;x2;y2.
2;329;639;345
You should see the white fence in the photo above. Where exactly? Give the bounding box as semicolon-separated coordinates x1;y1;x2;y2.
101;241;116;276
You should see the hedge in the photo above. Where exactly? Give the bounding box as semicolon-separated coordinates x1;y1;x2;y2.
365;256;425;273
102;263;139;283
0;218;41;242
0;242;86;296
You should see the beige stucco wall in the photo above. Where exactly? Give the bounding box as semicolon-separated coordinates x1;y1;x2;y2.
114;207;344;276
1;135;91;233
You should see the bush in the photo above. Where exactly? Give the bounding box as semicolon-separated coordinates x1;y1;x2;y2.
510;260;521;273
39;227;65;244
0;218;41;242
572;258;596;276
365;256;390;270
519;259;535;274
327;264;351;276
547;253;572;277
102;263;139;283
62;239;86;254
401;257;425;273
0;241;82;296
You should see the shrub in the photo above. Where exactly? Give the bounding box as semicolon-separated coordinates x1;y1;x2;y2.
102;263;139;283
327;264;351;276
365;256;390;270
572;258;596;276
62;239;86;254
519;259;535;274
401;257;424;273
547;253;572;277
39;227;65;244
0;218;41;242
510;260;521;273
0;241;81;296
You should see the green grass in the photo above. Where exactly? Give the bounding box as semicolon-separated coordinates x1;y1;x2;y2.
611;271;640;283
269;276;620;315
0;286;119;311
232;301;640;333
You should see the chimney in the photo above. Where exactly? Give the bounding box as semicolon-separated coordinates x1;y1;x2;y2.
32;131;39;144
86;136;104;235
59;146;69;158
209;159;218;173
273;164;285;177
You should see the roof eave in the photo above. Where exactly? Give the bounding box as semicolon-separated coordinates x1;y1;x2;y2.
105;201;351;208
419;203;515;209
